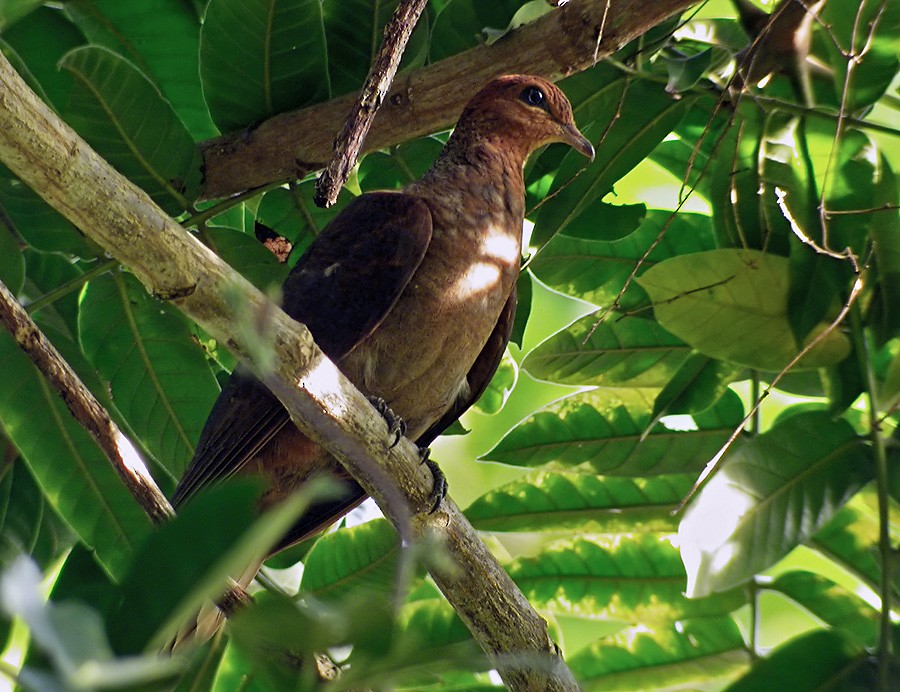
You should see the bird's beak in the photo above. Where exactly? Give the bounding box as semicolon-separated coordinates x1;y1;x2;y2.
561;123;595;161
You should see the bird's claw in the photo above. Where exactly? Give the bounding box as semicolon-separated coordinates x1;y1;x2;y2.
420;450;447;514
367;396;406;447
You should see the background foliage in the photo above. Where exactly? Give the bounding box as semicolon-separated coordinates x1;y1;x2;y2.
0;0;897;689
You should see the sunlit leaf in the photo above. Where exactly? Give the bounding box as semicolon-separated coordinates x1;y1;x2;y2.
680;410;872;597
524;313;689;387
509;534;745;622
300;518;400;601
650;353;743;420
483;387;743;475
569;618;749;690
637;248;852;370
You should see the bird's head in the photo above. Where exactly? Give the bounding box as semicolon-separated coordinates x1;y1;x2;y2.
453;75;594;162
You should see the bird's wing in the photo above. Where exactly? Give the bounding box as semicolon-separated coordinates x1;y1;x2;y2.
416;284;517;447
172;192;433;507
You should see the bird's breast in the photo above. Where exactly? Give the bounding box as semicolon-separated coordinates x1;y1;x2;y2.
339;199;522;439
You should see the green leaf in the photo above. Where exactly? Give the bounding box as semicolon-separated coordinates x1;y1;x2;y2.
871;156;900;344
358;136;445;192
531;210;716;310
200;0;329;134
110;477;333;653
59;46;202;214
20;251;85;338
0;224;24;295
0;456;73;570
428;0;521;62
322;0;429;97
509;534;745;622
204;226;289;292
78;272;219;478
531;79;695;249
64;0;215;138
1;6;84;111
680;410;873;597
473;350;516;415
650;353;743;420
724;629;864;692
662;47;713;94
465;470;692;533
569;618;749;690
0;330;152;580
767;571;879;647
482;387;744;475
524;313;690;388
0;176;96;256
637;248;852;370
820;0;899;110
510;268;532;348
300;518;400;601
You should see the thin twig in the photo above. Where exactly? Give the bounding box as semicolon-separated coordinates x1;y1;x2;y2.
314;0;429;208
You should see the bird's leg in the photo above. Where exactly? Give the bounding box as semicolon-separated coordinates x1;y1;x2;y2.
366;395;407;447
417;446;447;513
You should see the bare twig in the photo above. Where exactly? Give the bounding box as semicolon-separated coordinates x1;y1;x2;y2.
314;0;429;208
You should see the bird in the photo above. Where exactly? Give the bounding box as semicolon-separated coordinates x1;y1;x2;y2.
172;74;594;553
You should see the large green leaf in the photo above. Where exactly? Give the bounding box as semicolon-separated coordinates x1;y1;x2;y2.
569;618;749;690
0;330;152;580
200;0;329;134
78;272;219;479
680;410;873;597
531;210;716;313
725;629;866;692
767;571;879;647
483;387;744;474
204;226;289;292
59;46;202;214
65;0;215;138
300;518;401;602
509;534;744;623
0;454;73;570
872;156;900;344
523;313;689;388
322;0;429;97
637;248;852;370
465;470;692;533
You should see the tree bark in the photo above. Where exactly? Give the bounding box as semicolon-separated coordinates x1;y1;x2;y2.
200;0;700;200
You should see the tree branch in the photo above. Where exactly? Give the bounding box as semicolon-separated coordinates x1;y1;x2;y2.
199;0;700;200
0;52;579;691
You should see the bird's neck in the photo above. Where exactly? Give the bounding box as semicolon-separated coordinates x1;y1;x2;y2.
411;134;529;230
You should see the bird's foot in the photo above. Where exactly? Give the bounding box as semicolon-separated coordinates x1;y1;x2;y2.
418;446;447;513
367;396;406;447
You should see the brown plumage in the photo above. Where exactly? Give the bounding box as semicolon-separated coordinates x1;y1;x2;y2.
172;75;593;550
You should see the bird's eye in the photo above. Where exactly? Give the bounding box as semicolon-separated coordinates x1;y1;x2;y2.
521;86;546;108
